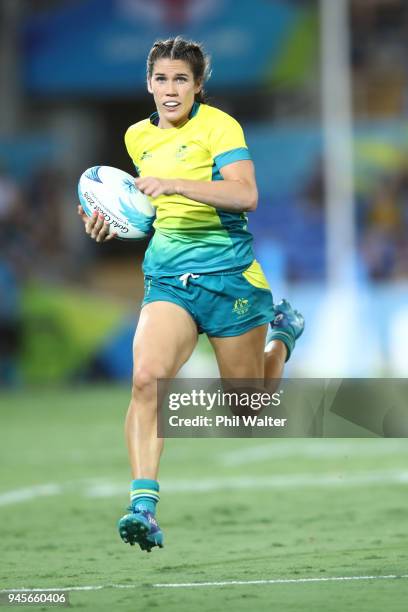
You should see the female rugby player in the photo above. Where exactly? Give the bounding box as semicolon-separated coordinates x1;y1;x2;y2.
78;37;304;552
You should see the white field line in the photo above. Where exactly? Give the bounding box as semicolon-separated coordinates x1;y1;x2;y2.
220;439;408;466
0;484;62;506
153;574;408;588
1;470;408;507
84;470;408;498
1;574;408;593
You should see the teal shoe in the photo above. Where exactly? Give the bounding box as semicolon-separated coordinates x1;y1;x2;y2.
266;299;305;361
118;507;163;552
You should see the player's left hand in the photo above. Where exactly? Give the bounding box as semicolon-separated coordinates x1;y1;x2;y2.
135;177;178;198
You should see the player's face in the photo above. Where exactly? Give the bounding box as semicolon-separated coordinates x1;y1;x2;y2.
148;59;202;128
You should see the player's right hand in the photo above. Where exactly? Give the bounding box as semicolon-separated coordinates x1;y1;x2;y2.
77;205;116;243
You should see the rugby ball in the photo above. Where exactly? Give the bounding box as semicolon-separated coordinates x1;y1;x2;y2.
78;165;155;240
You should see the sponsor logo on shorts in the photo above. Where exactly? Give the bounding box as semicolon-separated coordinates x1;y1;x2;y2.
232;298;250;316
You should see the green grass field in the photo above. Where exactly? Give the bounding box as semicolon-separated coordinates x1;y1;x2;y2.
1;386;407;611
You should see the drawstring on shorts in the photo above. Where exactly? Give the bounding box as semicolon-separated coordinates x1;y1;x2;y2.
179;272;200;287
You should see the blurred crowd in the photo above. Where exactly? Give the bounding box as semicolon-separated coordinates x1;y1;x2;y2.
0;164;66;282
303;160;408;282
351;0;408;117
0;164;67;385
350;0;408;280
359;168;408;280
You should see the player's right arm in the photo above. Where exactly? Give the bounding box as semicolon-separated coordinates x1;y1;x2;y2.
77;204;116;243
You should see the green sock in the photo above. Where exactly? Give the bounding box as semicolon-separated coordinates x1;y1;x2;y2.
130;479;160;514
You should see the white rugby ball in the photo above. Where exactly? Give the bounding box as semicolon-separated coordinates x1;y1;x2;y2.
78;165;155;240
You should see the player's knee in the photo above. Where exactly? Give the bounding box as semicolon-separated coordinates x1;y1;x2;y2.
132;363;169;398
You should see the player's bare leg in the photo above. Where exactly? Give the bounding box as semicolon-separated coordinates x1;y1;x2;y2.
209;324;268;378
264;340;287;379
210;298;305;392
126;301;197;478
210;325;280;411
119;301;198;551
209;324;287;382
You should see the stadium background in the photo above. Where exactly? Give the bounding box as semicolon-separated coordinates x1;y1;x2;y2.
1;0;408;384
1;1;408;610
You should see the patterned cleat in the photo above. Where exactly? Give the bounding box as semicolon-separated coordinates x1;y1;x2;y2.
117;508;164;552
266;298;305;361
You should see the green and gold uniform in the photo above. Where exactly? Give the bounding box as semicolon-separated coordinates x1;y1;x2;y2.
125;102;273;336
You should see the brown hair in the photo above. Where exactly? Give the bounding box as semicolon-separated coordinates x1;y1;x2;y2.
147;36;211;102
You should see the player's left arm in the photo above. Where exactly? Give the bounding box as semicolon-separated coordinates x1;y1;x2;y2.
135;160;258;213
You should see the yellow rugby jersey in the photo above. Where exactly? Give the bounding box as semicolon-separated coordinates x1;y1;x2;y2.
124;102;255;275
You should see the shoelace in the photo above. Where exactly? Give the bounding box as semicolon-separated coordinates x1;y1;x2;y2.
179;272;200;287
